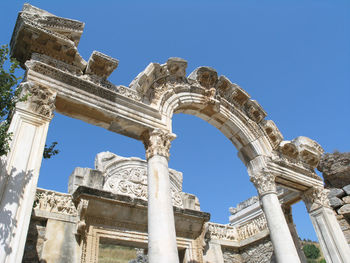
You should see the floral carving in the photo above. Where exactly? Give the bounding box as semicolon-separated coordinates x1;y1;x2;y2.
103;167;183;208
20;82;56;118
302;187;330;212
142;129;176;160
33;189;76;215
249;172;276;196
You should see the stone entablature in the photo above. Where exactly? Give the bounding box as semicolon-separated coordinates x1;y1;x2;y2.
11;4;325;184
6;4;350;263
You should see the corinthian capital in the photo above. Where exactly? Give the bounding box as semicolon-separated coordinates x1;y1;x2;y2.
250;172;276;196
302;187;330;212
142;129;176;160
18;82;56;118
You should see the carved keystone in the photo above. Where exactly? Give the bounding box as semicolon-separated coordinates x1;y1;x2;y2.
188;67;218;89
244;100;267;123
261;120;283;149
292;136;324;168
166;57;187;77
85;51;119;79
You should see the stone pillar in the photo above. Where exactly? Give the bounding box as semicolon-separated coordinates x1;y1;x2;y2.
250;172;301;263
0;82;56;263
302;186;350;263
142;129;179;263
282;205;307;263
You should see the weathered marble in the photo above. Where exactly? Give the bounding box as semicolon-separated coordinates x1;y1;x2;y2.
2;3;343;263
318;152;350;188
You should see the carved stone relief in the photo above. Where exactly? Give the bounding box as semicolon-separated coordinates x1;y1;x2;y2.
19;82;56;118
207;223;239;241
302;186;331;212
236;215;268;240
33;189;76;215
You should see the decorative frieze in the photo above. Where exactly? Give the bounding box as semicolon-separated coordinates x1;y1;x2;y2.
33;189;76;215
302;187;331;212
142;129;176;160
249;172;276;196
237;214;268;240
207;223;239;241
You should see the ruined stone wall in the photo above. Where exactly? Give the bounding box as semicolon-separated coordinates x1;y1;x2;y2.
240;238;275;263
22;218;47;263
318;152;350;244
221;237;275;263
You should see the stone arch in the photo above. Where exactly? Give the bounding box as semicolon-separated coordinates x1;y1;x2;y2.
2;4;350;263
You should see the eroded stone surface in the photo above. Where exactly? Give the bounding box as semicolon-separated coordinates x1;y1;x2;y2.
318;152;350;188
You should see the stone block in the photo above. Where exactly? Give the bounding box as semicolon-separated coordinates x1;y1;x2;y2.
337;218;350;231
336;214;344;220
329;188;345;198
342;229;350;242
68;167;103;194
329;197;344;208
343;184;350;195
342;196;350;204
337;204;350;216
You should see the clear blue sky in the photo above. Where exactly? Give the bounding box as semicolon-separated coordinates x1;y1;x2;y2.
1;0;349;242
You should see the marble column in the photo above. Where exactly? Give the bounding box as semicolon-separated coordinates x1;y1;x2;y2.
282;205;307;263
302;186;350;263
250;172;301;263
143;129;179;263
0;82;56;263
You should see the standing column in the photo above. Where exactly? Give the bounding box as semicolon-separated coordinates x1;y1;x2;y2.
142;129;179;263
0;82;56;263
302;186;350;263
282;205;307;263
250;172;301;263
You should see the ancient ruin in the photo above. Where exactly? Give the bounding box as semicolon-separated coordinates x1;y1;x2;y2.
1;4;350;263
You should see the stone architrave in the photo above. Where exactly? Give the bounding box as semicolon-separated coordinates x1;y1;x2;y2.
250;170;301;263
0;82;56;263
302;187;350;263
142;129;179;263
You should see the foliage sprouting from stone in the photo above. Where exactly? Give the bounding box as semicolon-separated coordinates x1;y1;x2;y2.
0;44;23;156
0;44;59;159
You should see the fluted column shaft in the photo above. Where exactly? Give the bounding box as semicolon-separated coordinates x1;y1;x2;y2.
0;82;56;263
143;129;179;263
302;187;350;263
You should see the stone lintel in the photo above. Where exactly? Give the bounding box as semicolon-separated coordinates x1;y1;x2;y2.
73;186;210;237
